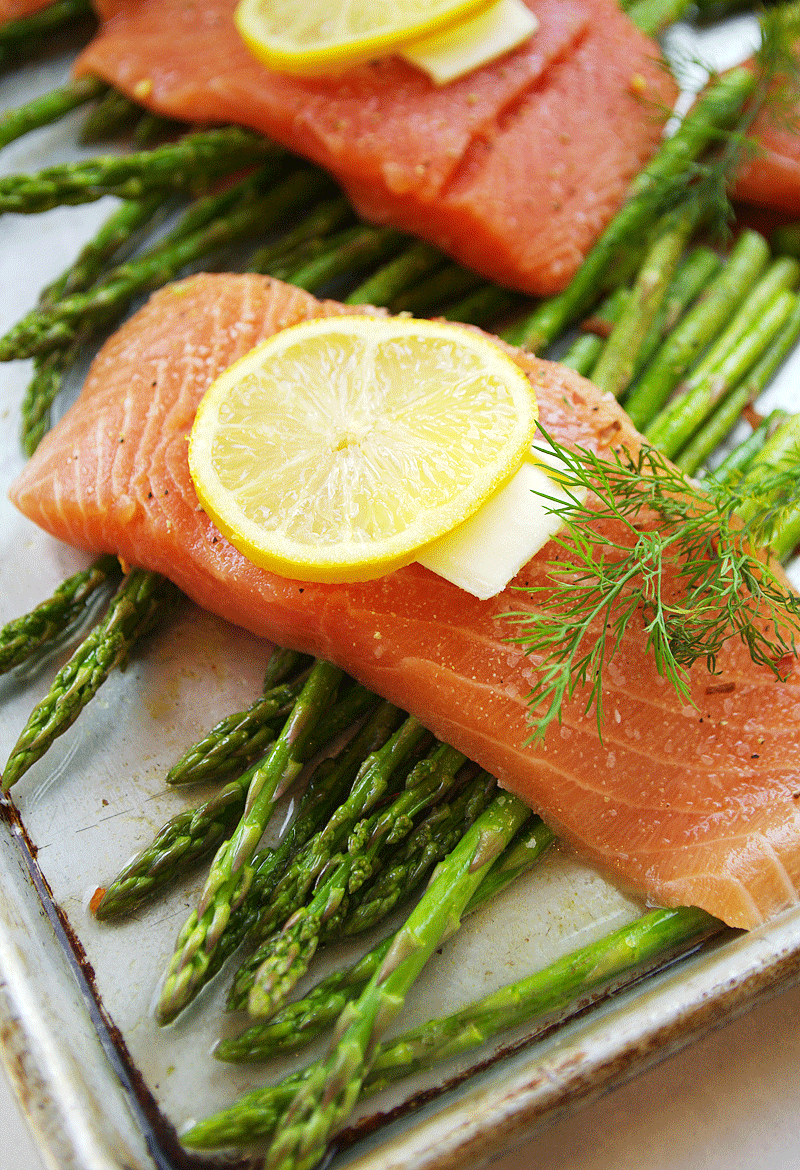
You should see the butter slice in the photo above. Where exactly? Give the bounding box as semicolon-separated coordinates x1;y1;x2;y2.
417;457;571;600
400;0;538;86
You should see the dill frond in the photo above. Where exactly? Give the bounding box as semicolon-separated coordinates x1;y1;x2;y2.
506;432;800;744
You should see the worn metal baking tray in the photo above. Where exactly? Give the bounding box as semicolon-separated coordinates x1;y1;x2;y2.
1;18;800;1170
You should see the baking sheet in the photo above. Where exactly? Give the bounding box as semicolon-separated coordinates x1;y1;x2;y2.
1;19;800;1170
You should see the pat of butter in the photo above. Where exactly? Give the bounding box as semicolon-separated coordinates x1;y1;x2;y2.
417;456;573;600
400;0;538;86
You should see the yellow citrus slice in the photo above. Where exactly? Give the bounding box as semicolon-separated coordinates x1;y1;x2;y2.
188;316;538;583
234;0;497;75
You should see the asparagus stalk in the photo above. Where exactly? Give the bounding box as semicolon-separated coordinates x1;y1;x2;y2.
0;0;95;61
505;68;758;352
244;743;469;1019
22;195;165;453
624;0;693;34
675;296;800;474
630;246;723;382
622;229;770;430
225;714;431;1010
390;262;484;314
0;554;121;674
165;700;405;1008
338;768;498;938
93;685;387;921
0;167;330;360
344;241;446;306
0;76;106;151
645;285;798;457
21;346;77;456
287;225;408;292
590;203;700;399
556;287;630;375
38;193;164;308
738;414;800;561
92;766;280;921
441;283;522;327
264;792;531;1170
0;126;284;215
702;409;787;489
164;676;309;786
216;814;552;1065
247;196;353;275
185;904;714;1150
79;89;142;143
2;570;178;790
156;660;344;1024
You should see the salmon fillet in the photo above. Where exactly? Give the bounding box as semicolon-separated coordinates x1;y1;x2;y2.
11;273;800;931
74;0;676;295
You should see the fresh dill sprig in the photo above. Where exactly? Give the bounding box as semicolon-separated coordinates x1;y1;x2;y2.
640;3;800;243
506;432;800;744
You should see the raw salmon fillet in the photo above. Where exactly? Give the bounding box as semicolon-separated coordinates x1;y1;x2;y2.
735;104;800;215
11;273;800;931
74;0;676;295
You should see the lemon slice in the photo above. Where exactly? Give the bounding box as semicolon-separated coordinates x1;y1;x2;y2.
234;0;496;75
189;316;538;583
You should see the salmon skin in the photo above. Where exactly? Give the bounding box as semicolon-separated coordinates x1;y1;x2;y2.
74;0;677;296
11;272;800;931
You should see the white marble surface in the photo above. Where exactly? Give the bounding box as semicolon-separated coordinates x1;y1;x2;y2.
3;971;800;1169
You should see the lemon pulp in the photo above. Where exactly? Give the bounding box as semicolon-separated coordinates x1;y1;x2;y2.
188;316;538;583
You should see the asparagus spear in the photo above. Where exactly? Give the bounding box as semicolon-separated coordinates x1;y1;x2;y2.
0;554;121;674
21;347;76;456
737;414;800;561
0;167;330;360
2;569;179;790
557;287;631;375
0;76;106;151
390;263;484;314
38;194;164;309
441;283;522;326
344;241;446;306
156;660;344;1024
93;684;386;920
185;905;714;1149
624;0;693;34
22;195;165;453
630;246;723;381
234;717;430;941
287;224;408;292
590;203;700;399
79;89;142;143
244;743;469;1019
247;196;354;275
0;126;284;215
225;714;431;1010
645;285;798;457
505;68;758;352
0;0;95;63
702;409;787;489
675;296;800;474
621;229;770;430
264;792;531;1170
338;768;498;938
164;675;309;786
217;814;552;1064
159;700;405;1009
